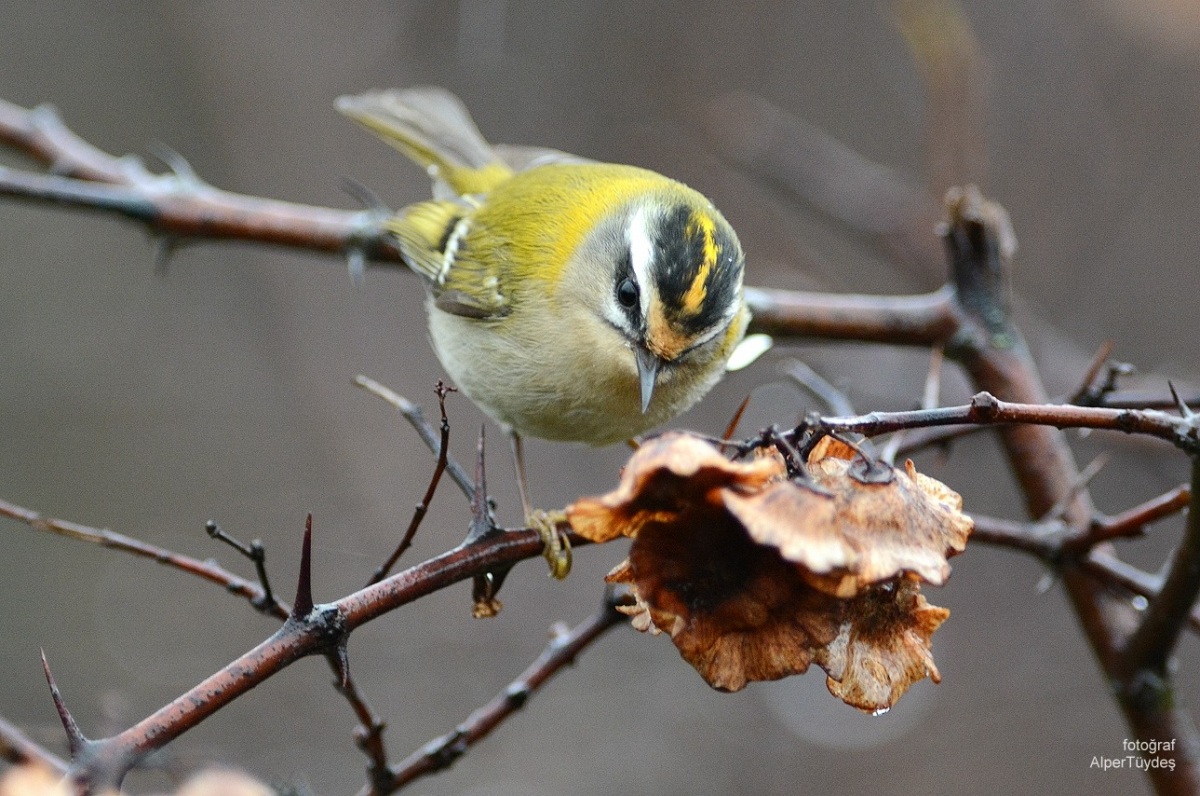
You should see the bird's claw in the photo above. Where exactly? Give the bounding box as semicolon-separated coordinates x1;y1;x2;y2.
528;509;571;579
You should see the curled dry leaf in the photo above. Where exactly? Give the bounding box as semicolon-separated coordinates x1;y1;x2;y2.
567;432;972;710
814;576;950;712
728;435;972;598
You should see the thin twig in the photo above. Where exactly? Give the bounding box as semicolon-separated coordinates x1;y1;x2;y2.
205;521;279;613
330;657;391;790
1123;458;1200;675
0;498;287;620
1068;340;1116;405
892;422;983;458
895;384;1200;459
367;382;457;585
355;375;474;499
1038;452;1110;523
1093;388;1200;411
881;345;944;464
366;592;627;795
966;513;1063;558
1086;550;1200;634
1068;485;1192;552
921;345;945;411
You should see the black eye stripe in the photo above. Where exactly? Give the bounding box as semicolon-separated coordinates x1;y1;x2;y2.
612;247;644;333
617;277;639;308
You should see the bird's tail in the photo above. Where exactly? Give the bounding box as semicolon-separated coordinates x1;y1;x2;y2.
337;87;513;197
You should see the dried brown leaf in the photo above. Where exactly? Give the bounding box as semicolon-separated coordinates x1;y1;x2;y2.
568;432;967;708
815;577;950;712
604;510;843;691
725;436;972;597
568;433;783;544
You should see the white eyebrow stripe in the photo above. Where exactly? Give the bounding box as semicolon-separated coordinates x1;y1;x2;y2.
627;205;655;318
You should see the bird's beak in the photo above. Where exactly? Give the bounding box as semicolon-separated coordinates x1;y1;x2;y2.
635;347;662;414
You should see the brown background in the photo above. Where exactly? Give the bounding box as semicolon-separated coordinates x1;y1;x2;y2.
1;2;1198;794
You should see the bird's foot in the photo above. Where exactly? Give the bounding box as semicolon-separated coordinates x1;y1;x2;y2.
528;509;571;579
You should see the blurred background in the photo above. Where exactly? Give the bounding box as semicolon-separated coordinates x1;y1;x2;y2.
2;2;1198;794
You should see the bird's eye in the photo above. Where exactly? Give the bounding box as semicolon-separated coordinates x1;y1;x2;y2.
616;277;639;309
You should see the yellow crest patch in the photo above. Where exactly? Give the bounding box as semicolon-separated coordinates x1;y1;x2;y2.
682;211;720;316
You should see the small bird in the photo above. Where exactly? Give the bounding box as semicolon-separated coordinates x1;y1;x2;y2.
338;88;749;575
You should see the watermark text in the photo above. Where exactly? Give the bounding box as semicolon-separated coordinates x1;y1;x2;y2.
1090;739;1176;772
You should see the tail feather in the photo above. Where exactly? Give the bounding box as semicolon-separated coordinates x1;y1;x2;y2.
337;87;512;196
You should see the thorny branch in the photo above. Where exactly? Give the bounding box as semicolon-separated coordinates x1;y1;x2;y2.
195;515;395;776
797;392;1200;455
932;187;1200;795
3;94;1200;796
0;496;403;782
0;416;591;791
28;520;577;790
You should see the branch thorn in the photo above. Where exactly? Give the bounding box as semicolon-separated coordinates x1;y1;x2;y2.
1039;452;1110;523
464;425;509;617
465;425;496;546
147;141;203;186
1168;381;1195;419
290;514;314;622
722;394;753;441
40;650;87;757
332;641;351;690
